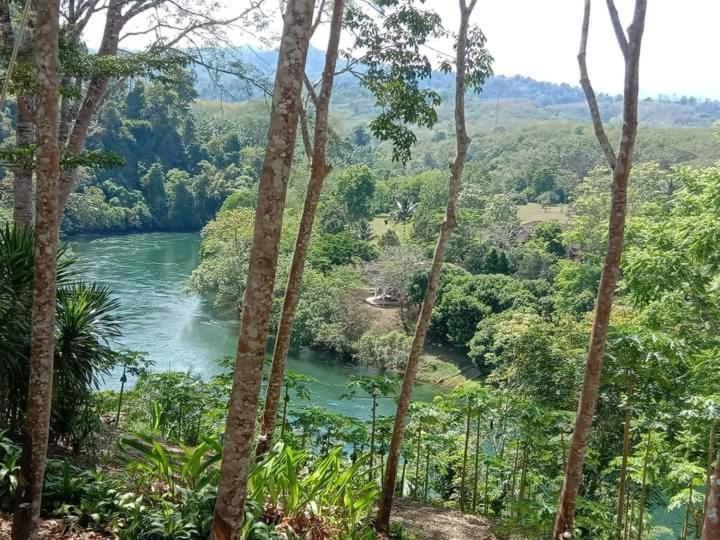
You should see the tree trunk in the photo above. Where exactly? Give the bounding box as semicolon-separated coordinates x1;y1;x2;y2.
459;402;471;511
701;449;720;540
636;431;652;540
553;2;647;536
58;0;123;214
510;444;520;501
13;96;34;228
424;445;431;502
472;414;481;512
279;391;289;440
626;492;634;540
374;0;476;530
370;396;377;481
415;419;423;497
256;0;344;458
681;479;692;540
210;1;313;537
701;419;716;535
11;1;60;538
617;380;634;536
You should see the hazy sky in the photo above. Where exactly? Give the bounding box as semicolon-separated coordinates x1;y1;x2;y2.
85;1;720;99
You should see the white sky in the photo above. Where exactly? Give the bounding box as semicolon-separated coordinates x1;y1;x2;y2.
84;0;720;99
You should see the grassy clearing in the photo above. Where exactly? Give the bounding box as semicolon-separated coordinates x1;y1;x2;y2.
370;214;412;242
517;203;571;225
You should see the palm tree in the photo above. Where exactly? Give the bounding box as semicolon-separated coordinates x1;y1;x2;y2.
0;226;123;443
391;197;418;238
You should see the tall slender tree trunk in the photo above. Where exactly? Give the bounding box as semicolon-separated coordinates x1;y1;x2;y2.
617;380;634;536
681;479;692;540
13;96;34;228
701;449;720;540
636;431;652;540
210;1;313;537
424;445;431;502
701;419;716;536
369;396;377;481
375;0;477;530
11;2;60;538
279;390;289;440
58;0;123;215
256;0;345;458
415;419;423;497
553;2;647;536
472;414;481;512
459;402;471;511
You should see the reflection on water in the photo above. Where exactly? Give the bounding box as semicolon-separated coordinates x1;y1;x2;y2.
68;232;438;419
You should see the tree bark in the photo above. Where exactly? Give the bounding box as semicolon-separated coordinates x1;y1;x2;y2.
636;431;652;540
58;0;123;213
256;0;345;459
617;379;634;536
553;2;646;537
701;449;720;540
375;0;476;531
459;401;471;511
13;96;34;228
11;1;60;538
701;419;716;536
472;414;481;512
210;1;314;537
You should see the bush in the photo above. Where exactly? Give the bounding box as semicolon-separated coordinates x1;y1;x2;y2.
354;331;412;371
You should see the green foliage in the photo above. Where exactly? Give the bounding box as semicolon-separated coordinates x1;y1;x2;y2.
188;208;299;308
309;231;378;273
353;331;412;371
0;226;121;448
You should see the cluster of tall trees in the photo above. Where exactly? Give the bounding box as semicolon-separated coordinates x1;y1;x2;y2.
3;0;720;539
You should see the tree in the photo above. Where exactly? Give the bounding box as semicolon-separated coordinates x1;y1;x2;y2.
375;0;492;531
701;449;720;540
553;1;648;537
12;0;60;536
256;0;346;459
210;0;314;537
342;375;398;481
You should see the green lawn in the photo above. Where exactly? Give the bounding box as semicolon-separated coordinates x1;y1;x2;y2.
370;214;411;242
517;203;571;225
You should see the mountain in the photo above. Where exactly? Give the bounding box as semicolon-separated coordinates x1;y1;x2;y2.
191;46;720;128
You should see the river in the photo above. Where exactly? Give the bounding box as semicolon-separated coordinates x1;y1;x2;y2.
68;232;439;420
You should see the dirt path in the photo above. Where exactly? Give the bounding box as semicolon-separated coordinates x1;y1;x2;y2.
391;500;497;539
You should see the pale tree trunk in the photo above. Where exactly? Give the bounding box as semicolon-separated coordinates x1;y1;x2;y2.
701;419;716;536
11;1;60;538
635;431;652;540
256;0;345;459
210;1;314;537
701;449;720;540
13;96;34;228
4;1;35;229
58;0;123;214
553;1;647;536
375;0;477;531
617;379;634;536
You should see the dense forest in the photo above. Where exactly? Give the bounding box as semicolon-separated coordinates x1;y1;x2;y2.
1;0;719;539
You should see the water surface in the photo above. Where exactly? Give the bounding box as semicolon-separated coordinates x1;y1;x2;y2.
69;232;439;419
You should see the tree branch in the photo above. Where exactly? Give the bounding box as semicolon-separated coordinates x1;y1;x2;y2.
578;0;617;170
606;0;629;59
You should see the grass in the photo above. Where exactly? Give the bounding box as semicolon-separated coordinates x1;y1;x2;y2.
370;214;411;242
517;203;571;225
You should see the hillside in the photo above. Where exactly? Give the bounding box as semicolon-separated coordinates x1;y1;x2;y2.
192;46;720;128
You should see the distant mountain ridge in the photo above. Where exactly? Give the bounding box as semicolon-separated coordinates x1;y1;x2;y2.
191;46;720;128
